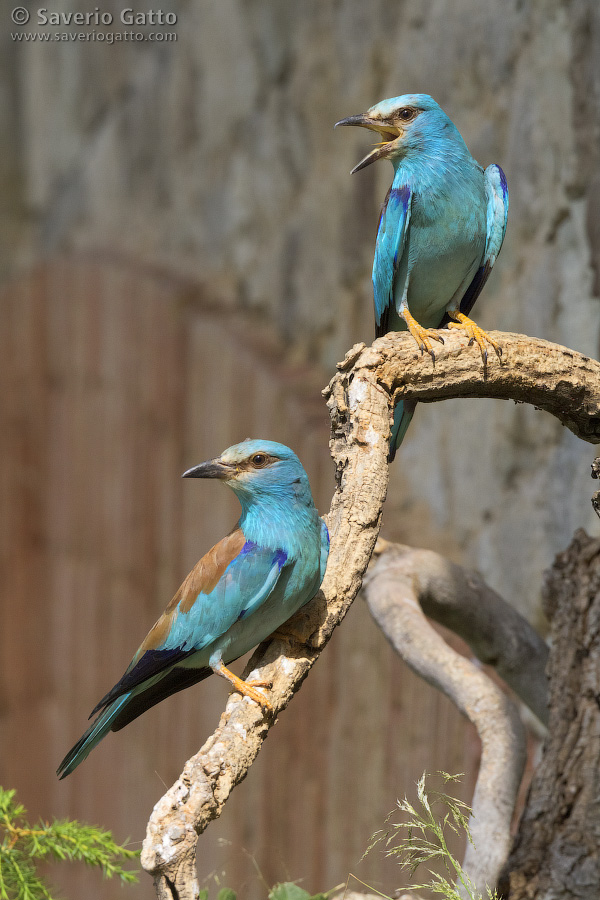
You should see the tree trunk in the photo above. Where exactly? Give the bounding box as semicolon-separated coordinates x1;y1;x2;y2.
503;529;600;899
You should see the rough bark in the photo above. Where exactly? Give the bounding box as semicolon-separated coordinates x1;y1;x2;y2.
142;330;600;899
503;528;600;900
363;545;530;896
350;330;600;443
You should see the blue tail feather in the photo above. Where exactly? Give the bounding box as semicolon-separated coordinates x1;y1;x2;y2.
388;400;416;462
57;693;131;779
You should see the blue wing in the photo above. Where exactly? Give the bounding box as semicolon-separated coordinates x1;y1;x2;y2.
457;164;508;318
90;532;287;717
163;543;286;651
96;540;287;711
57;539;288;777
373;183;411;337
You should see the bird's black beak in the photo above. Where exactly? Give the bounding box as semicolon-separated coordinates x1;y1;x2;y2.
335;113;401;174
334;113;377;129
182;459;233;479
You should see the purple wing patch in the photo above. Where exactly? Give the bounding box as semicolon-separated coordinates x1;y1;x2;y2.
389;186;411;265
497;164;508;202
274;548;288;569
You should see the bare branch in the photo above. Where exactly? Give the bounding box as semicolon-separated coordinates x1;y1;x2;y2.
363;546;528;896
371;541;549;724
363;329;600;443
142;329;599;898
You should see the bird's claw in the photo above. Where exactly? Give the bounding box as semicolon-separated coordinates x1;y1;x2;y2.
401;308;445;358
447;312;502;363
425;332;445;360
414;328;444;358
246;677;273;689
233;681;273;711
213;661;274;711
227;678;273;710
468;336;487;365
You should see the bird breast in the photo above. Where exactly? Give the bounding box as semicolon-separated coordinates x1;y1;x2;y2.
404;185;487;324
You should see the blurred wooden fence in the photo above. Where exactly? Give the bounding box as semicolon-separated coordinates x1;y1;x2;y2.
0;255;479;899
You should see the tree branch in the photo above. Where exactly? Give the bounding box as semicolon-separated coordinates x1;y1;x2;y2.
370;541;549;725
363;329;600;443
142;329;600;899
363;543;542;895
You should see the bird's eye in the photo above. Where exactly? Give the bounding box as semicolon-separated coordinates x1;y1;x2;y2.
251;453;269;468
397;107;416;122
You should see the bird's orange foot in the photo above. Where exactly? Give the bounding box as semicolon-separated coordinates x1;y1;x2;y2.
234;681;273;710
401;308;445;359
213;662;273;710
447;311;502;364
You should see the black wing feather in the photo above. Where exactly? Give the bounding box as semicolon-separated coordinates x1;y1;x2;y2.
110;665;212;732
89;648;197;718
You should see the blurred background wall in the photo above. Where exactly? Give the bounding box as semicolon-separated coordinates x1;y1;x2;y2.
1;0;599;897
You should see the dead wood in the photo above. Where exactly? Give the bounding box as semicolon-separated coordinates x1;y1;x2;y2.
370;540;549;724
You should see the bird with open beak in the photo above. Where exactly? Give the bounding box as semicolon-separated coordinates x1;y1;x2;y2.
336;93;508;459
57;439;329;777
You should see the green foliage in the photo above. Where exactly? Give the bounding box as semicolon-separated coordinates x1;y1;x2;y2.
0;786;139;900
268;883;332;900
217;889;238;900
198;882;332;900
364;772;499;900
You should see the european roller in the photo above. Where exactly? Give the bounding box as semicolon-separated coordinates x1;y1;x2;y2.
336;94;508;459
57;440;329;778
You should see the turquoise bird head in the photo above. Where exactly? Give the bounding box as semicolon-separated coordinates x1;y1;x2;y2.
183;439;312;503
335;93;468;173
183;439;322;556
